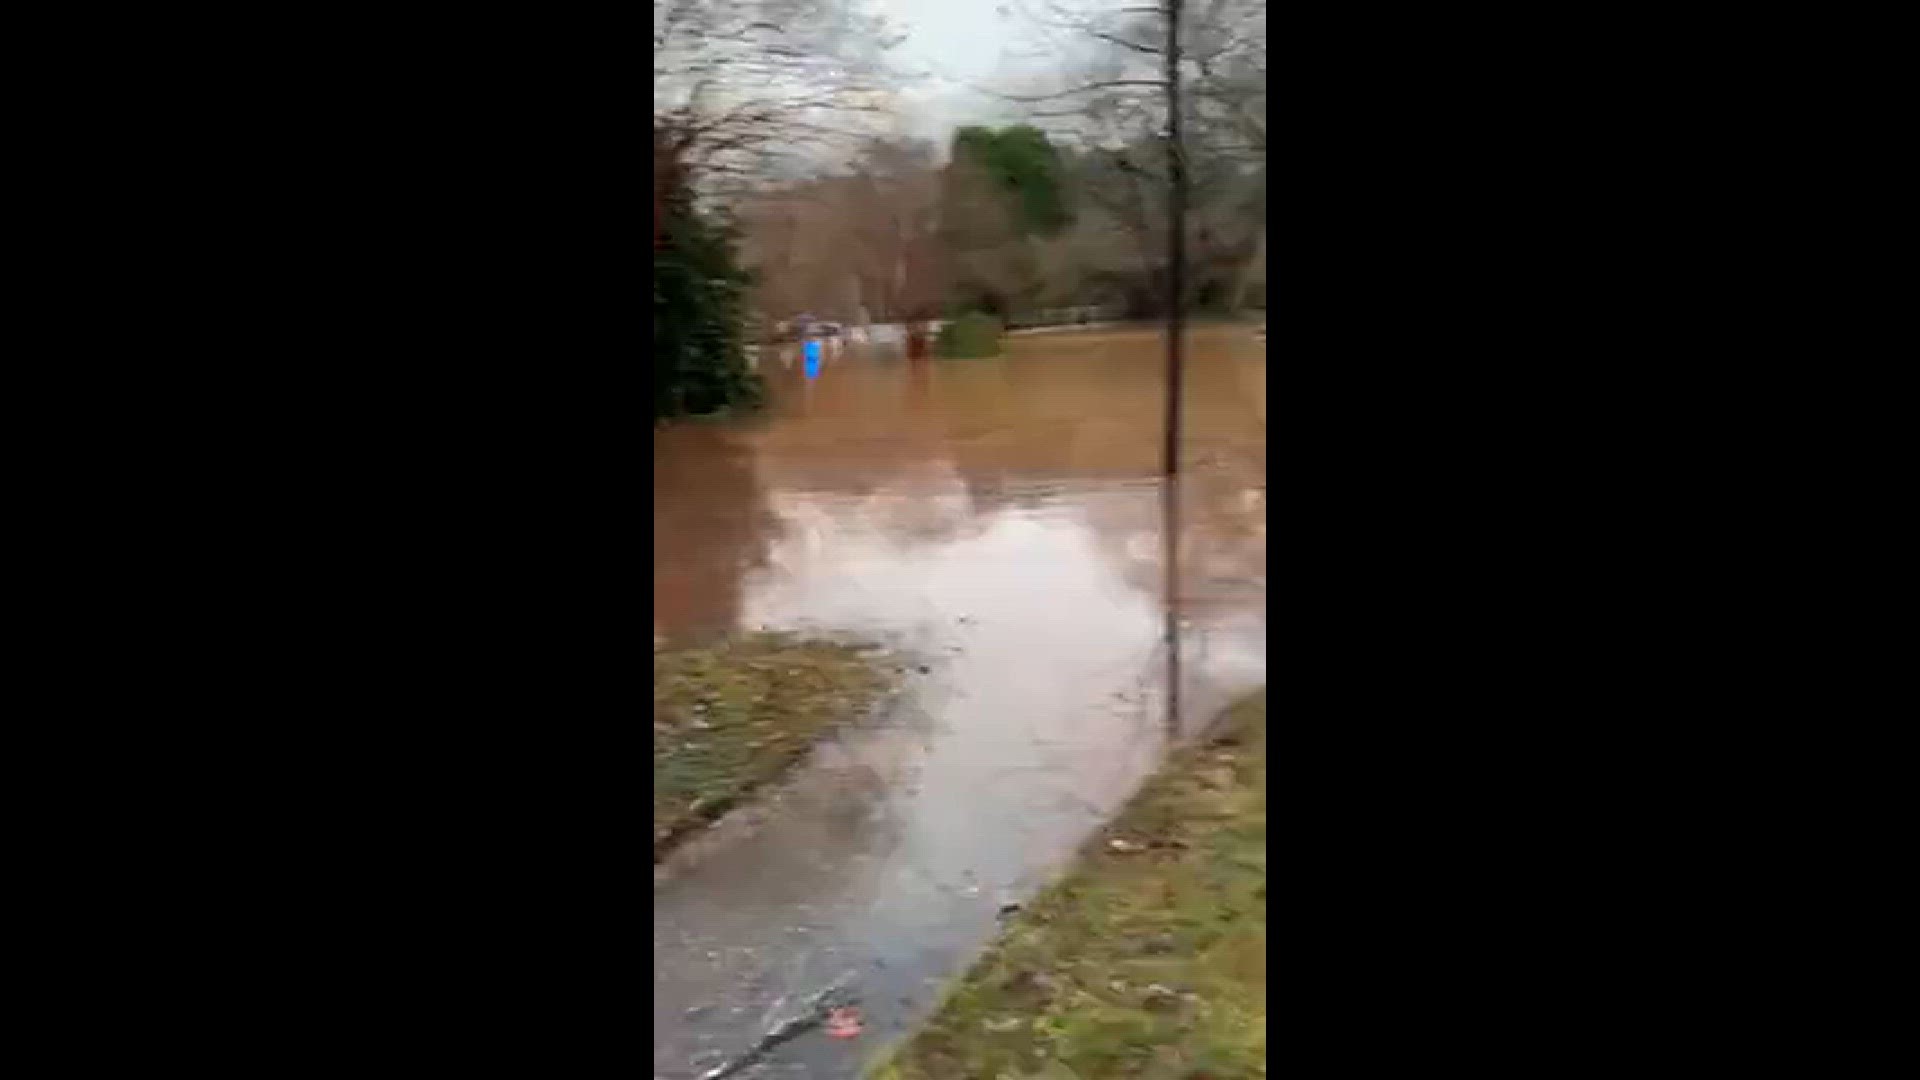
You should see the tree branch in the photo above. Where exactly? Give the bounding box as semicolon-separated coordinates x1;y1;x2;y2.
1088;29;1162;54
994;79;1166;103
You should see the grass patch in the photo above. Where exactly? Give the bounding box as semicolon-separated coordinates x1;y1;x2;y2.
870;691;1266;1080
654;632;894;860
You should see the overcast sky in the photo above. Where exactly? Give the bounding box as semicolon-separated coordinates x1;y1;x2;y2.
870;0;1065;141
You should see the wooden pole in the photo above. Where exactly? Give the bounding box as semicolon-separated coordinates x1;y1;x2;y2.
1163;0;1187;738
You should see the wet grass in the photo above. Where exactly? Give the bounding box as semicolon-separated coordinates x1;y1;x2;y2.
870;691;1267;1080
653;632;894;861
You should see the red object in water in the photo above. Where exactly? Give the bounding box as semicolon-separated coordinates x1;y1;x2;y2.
824;1006;862;1038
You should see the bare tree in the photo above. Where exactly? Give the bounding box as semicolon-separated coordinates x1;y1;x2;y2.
732;179;852;321
844;138;946;320
730;136;948;327
991;1;1265;315
968;1;1239;731
1164;0;1188;735
989;0;1268;731
939;147;1033;318
997;1;1262;156
653;0;902;193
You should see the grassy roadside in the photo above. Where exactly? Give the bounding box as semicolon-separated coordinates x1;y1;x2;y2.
653;632;894;861
870;691;1267;1079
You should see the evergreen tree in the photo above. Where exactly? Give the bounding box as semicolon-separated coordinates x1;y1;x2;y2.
654;170;761;421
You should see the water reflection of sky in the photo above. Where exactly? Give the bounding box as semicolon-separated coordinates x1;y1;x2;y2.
652;326;1266;1077
655;325;1268;674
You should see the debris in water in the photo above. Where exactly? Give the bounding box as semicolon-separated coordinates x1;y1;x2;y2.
824;1006;862;1038
1108;838;1146;853
997;901;1023;917
917;664;930;674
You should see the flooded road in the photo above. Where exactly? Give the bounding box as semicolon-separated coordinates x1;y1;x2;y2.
653;324;1266;1078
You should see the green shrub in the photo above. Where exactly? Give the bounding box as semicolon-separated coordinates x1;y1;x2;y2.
654;176;761;421
934;312;1003;359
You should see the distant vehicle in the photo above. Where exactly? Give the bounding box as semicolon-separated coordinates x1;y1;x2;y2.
786;319;841;338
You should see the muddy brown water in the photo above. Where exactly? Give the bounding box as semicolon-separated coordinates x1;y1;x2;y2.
653;324;1265;1078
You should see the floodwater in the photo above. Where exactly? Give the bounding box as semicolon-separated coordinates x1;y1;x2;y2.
653;324;1266;1078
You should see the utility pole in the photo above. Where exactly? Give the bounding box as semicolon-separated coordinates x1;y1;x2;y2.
1162;0;1186;738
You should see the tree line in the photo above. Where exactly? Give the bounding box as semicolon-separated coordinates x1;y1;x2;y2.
653;0;1265;419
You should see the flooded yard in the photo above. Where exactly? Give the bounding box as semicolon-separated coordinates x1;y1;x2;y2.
653;324;1266;1078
